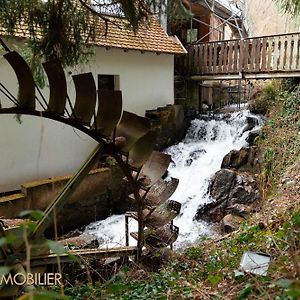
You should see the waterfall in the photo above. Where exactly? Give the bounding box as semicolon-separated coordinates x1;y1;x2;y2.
84;110;263;249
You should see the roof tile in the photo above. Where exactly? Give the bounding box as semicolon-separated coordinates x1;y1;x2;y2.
0;15;186;55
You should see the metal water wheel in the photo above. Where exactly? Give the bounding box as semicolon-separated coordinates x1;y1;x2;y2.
0;49;181;298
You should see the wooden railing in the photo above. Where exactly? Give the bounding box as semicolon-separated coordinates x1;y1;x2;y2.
178;32;300;78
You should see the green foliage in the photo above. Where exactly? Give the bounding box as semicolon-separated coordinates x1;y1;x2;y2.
0;0;91;65
283;85;300;116
0;0;189;72
46;240;67;256
61;265;194;299
19;209;44;221
20;45;46;88
249;81;279;115
257;80;300;191
18;290;66;300
54;207;300;299
0;266;10;278
261;147;276;189
236;283;253;300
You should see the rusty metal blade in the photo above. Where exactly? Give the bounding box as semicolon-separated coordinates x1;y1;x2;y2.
144;178;179;207
126;199;181;228
144;200;181;228
127;178;179;206
42;60;67;115
138;151;171;188
130;225;179;249
115;111;151;152
3;51;35;109
72;72;96;125
95;89;122;137
144;224;179;248
128;130;158;169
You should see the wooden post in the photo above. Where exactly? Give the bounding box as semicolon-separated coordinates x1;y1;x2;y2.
125;215;129;247
204;44;208;74
261;38;267;71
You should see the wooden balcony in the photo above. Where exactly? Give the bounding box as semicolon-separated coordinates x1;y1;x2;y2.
177;32;300;80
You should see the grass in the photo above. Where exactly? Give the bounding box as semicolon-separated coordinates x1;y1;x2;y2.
52;208;299;299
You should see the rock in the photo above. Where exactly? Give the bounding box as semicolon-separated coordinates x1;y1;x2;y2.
196;126;207;140
221;214;245;233
183;107;198;133
146;105;188;150
185;149;207;165
190;149;206;160
248;85;269;115
222;149;248;170
228;203;252;218
195;169;261;223
246;130;260;146
221;146;261;174
209;169;236;202
242;116;259;133
185;158;193;166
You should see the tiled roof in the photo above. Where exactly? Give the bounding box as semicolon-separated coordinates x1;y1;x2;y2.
92;15;187;55
0;15;186;55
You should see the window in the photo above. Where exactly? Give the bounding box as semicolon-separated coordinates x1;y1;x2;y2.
98;74;120;90
187;28;198;43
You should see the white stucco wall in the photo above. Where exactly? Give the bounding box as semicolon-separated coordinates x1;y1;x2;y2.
69;47;175;115
0;46;175;192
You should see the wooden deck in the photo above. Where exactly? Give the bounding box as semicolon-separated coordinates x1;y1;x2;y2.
2;247;138;267
177;32;300;80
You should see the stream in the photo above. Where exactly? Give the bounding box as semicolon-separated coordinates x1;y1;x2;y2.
84;109;263;249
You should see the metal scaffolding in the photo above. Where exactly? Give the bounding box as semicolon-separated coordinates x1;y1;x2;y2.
190;0;246;42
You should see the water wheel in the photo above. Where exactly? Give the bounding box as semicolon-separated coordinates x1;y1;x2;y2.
0;49;181;297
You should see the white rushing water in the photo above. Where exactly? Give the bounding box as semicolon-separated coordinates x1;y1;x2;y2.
84;110;263;249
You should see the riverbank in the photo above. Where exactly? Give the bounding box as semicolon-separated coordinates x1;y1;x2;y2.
56;80;300;299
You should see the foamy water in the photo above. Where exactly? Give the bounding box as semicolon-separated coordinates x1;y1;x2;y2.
84;110;263;249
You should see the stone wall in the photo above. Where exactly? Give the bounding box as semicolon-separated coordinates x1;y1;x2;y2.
146;104;196;150
146;105;184;150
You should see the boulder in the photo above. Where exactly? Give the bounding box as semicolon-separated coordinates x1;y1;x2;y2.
185;158;193;166
146;105;186;150
195;169;261;223
185;149;207;166
190;149;207;160
221;146;261;174
246;130;260;146
242;116;259;133
208;169;236;202
221;214;245;233
228;203;252;218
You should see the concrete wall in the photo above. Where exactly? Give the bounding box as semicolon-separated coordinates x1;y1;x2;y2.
0;114;98;193
0;166;130;234
239;0;300;36
0;44;175;192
